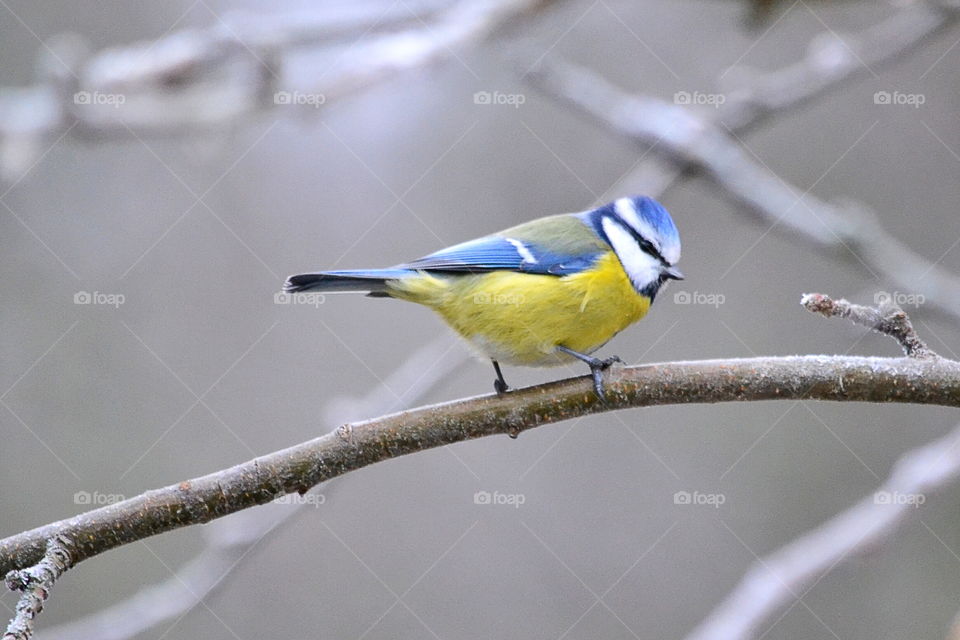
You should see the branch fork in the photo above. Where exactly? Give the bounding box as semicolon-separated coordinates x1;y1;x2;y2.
3;536;74;640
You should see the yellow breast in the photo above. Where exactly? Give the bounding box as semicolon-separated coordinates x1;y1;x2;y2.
387;252;651;366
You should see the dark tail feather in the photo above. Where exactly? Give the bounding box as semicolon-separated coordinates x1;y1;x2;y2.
283;269;412;294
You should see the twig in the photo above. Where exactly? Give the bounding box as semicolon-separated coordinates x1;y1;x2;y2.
801;293;937;359
3;536;74;640
684;420;960;640
2;295;960;580
526;56;960;322
39;336;467;640
37;515;258;640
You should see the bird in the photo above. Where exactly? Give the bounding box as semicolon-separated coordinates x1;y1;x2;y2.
284;195;683;398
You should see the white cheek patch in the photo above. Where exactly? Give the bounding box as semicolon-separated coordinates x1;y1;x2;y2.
601;217;661;291
506;237;538;264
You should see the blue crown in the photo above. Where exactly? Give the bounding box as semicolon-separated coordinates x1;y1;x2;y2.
632;196;680;249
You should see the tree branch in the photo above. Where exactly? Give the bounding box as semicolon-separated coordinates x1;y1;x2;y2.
1;294;959;580
3;536;74;640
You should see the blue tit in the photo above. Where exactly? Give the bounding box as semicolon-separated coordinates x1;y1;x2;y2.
284;195;683;397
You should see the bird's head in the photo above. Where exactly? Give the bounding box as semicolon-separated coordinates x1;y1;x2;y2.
597;196;683;299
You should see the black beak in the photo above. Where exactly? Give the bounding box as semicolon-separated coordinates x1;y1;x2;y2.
663;266;684;281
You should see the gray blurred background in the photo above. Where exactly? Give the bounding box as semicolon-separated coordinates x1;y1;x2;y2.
2;1;960;638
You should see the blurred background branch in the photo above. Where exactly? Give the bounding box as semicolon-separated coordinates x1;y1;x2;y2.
719;2;958;130
0;0;561;179
593;1;960;197
686;417;960;640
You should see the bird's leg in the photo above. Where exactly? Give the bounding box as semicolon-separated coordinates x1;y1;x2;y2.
556;345;623;399
492;360;510;395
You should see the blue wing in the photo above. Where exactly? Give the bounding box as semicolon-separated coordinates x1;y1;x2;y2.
396;235;602;276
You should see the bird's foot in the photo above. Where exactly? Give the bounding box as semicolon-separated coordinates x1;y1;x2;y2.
555;346;623;400
588;355;623;400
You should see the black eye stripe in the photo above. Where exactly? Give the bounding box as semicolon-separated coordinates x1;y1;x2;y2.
607;214;668;266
